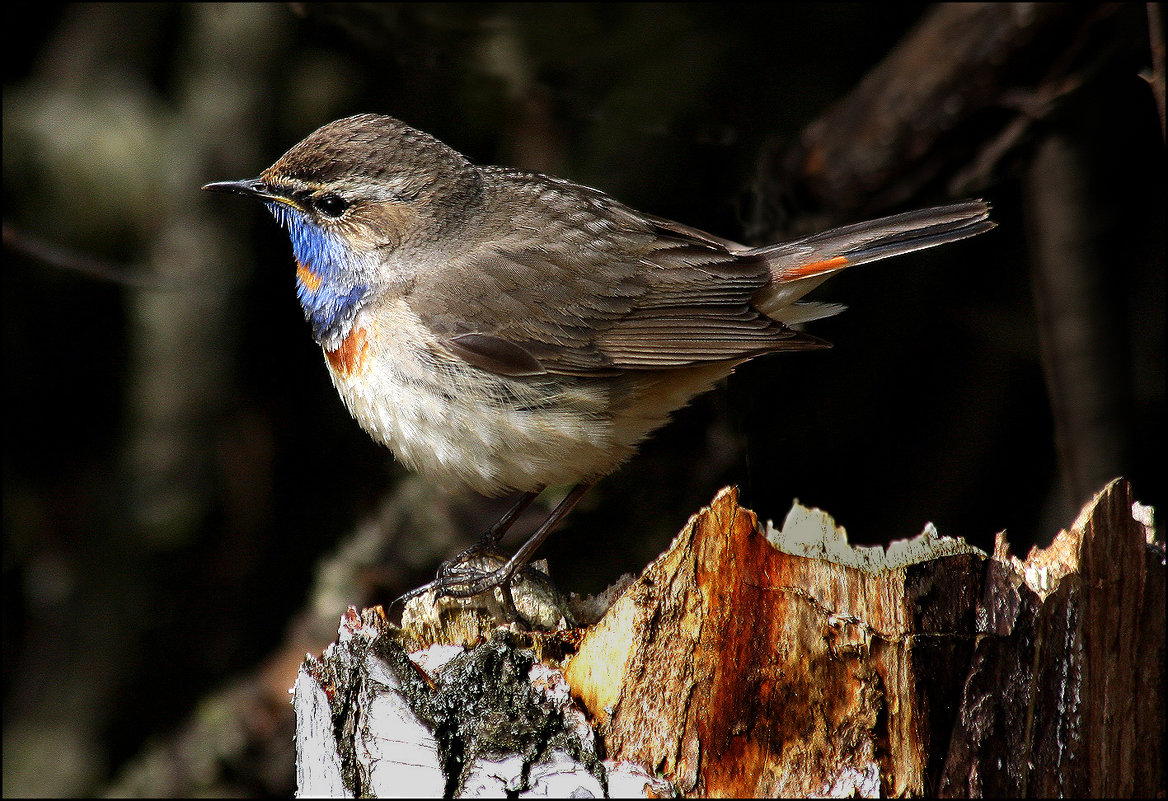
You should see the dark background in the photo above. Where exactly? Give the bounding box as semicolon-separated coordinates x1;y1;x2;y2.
4;3;1163;796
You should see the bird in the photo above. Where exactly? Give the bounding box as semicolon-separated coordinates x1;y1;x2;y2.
204;113;993;602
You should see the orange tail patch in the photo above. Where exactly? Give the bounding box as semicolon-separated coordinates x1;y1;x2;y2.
781;256;849;280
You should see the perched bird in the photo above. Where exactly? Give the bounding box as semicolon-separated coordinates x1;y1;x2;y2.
204;113;993;600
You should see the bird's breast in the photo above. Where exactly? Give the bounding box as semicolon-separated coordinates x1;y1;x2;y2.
317;299;645;496
323;324;371;378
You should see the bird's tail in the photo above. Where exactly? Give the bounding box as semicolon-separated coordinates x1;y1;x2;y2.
751;200;994;322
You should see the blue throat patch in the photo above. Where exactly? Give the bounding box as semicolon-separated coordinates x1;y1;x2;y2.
267;203;368;343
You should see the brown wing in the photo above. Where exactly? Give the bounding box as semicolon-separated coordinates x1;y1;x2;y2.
406;170;825;377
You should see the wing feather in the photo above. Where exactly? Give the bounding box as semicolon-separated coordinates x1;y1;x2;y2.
405;170;822;377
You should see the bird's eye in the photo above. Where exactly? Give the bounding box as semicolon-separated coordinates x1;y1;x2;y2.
316;193;349;218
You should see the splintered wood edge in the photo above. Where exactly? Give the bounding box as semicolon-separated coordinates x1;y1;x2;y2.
993;477;1160;600
563;484;986;714
565;484;989;706
764;496;984;570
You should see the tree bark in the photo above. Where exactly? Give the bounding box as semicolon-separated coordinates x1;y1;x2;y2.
295;479;1162;797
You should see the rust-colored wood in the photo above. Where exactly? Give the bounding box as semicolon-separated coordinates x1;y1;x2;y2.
564;487;983;796
563;480;1163;797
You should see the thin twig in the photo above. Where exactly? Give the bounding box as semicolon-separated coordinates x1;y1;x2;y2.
1144;3;1166;141
3;223;178;290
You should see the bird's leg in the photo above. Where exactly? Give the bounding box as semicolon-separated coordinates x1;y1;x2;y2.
399;483;593;605
435;482;593;598
483;488;543;544
436;488;543;579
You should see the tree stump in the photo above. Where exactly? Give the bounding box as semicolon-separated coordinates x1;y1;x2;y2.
294;479;1163;797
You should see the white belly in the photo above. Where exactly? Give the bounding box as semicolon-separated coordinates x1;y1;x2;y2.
320;299;737;496
320;301;632;496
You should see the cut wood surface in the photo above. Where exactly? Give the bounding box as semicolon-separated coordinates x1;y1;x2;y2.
294;479;1163;797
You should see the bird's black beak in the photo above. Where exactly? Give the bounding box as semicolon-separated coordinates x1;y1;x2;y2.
203;178;303;212
201;178;271;198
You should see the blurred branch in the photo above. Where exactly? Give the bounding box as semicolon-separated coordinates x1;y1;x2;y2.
3;223;174;290
1145;2;1166;141
746;3;1089;237
1025;133;1132;514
